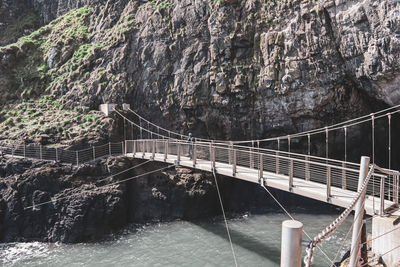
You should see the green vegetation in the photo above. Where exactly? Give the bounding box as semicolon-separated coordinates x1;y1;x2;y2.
151;0;173;12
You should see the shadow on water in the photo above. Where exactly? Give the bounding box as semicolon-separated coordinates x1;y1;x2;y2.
192;220;281;265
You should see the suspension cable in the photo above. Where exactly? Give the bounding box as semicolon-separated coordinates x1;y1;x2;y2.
260;185;334;266
212;169;238;267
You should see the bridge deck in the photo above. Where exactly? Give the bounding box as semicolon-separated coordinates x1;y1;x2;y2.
127;152;397;216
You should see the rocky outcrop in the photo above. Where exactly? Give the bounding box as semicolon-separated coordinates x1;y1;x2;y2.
0;156;231;242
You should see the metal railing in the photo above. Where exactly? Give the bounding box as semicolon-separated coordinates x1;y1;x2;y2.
126;139;400;211
0;142;125;165
1;138;399;214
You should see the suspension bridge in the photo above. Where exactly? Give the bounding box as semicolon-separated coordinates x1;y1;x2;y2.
1;103;400;266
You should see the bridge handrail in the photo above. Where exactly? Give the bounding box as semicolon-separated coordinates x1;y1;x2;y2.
304;165;376;266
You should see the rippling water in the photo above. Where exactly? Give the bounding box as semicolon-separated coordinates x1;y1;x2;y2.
1;211;365;267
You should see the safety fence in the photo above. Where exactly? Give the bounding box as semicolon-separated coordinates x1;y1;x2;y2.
125;139;400;215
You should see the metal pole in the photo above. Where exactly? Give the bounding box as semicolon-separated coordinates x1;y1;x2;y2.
123;118;126;142
325;127;328;159
23;144;26;158
233;149;237;176
177;142;181;163
133;140;137;156
212;146;216;170
394;174;399;204
228;142;232;165
281;220;303;267
327;166;331;200
193;143;196;167
56;147;59;162
76;151;79;166
109;142;112;156
388;113;392;199
276;138;280;174
259;154;263;184
40;145;42;160
349;156;370;267
289;159;293;191
164;140;168;161
380;176;385;216
93;146;96;160
152;140;155;160
250;146;254;169
342;162;347;190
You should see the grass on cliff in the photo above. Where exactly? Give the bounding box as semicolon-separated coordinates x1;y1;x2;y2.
0;95;109;144
0;6;95;100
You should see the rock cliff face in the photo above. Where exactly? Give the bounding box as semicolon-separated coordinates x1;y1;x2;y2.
0;0;399;143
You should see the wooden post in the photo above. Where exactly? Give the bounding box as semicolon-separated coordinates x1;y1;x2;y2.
281;220;303;267
349;156;370;267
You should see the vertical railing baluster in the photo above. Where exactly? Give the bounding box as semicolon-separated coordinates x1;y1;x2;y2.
152;140;155;160
229;141;232;165
380;176;385;216
327;166;331;200
233;149;237;176
276;151;280;174
193;143;197;167
259;154;263;185
40;145;43;160
93;146;96;160
109;142;112;156
56;147;59;162
23;144;26;158
164;140;168;161
341;162;346;190
76;151;79;166
177;142;181;163
133;140;137;156
394;174;399;204
289;159;293;191
250;143;254;168
212;146;216;170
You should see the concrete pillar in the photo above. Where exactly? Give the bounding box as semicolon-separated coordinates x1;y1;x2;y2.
281;220;303;267
99;104;116;116
122;103;130;110
349;156;370;267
